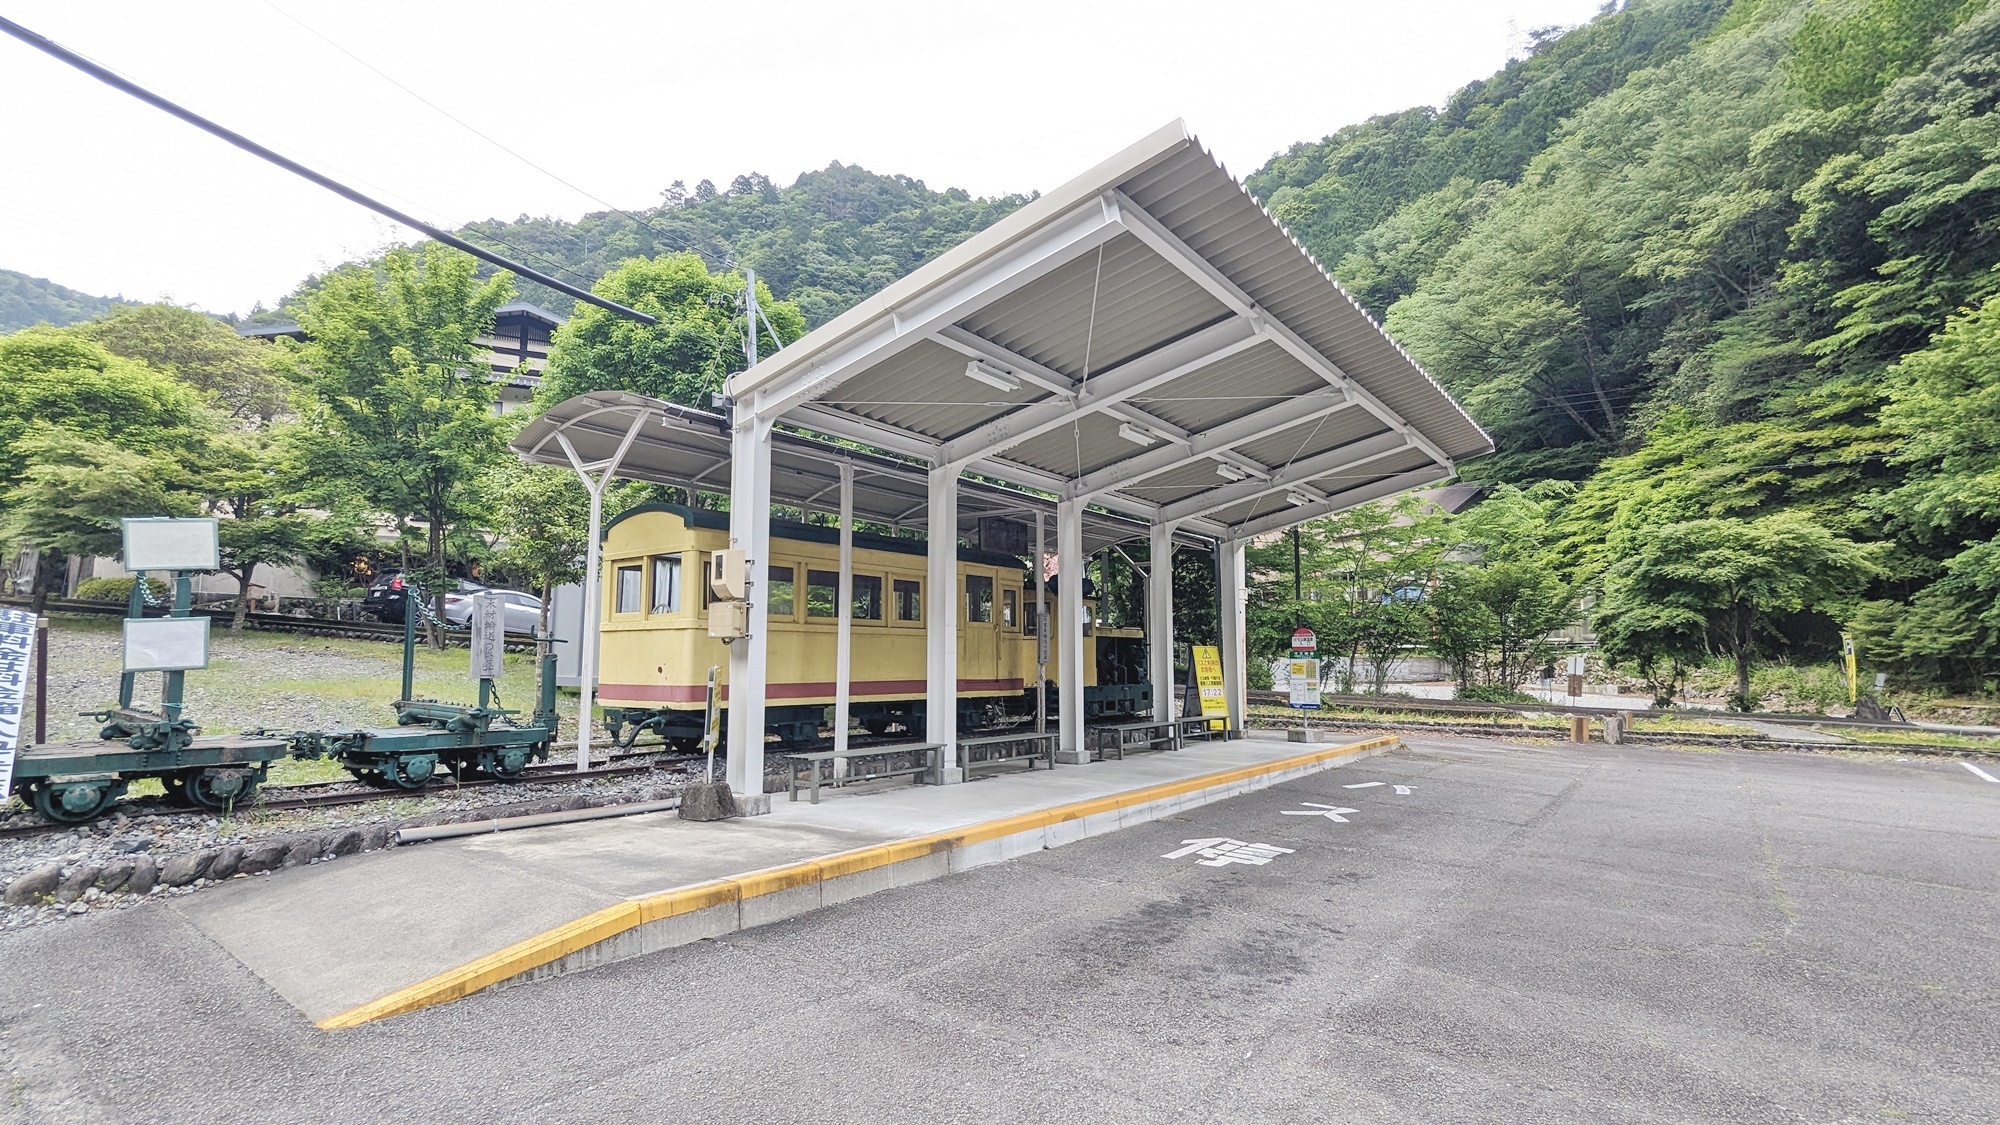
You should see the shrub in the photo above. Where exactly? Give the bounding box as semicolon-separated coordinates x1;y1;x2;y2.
73;576;170;603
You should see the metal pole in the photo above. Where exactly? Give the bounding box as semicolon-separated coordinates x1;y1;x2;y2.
745;269;759;368
400;583;417;702
1149;522;1175;723
834;464;854;761
1034;511;1046;737
33;616;48;745
576;482;604;772
118;576;143;709
162;573;190;722
925;465;961;781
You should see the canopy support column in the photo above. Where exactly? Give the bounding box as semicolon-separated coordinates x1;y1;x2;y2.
1055;498;1088;765
926;465;963;782
1034;510;1047;737
555;412;646;772
1219;538;1247;736
1149;522;1176;723
725;414;775;811
833;463;854;761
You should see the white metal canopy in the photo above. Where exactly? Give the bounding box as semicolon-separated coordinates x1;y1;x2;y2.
726;120;1490;542
521;122;1489;803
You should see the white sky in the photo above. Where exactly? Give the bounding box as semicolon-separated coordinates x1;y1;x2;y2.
2;0;1608;317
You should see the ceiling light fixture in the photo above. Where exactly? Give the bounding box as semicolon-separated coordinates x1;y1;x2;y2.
1214;461;1248;481
1117;422;1159;446
962;359;1019;392
1285;491;1316;507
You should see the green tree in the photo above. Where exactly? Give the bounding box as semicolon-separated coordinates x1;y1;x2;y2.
290;244;513;645
198;427;358;631
1594;513;1879;708
537;254;805;408
489;457;590;678
83;304;293;421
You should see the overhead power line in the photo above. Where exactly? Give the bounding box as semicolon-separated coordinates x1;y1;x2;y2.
260;0;726;273
0;14;656;325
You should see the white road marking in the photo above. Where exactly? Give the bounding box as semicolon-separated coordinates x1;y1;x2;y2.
1963;762;2000;784
1162;838;1295;866
1343;781;1385;789
1281;803;1358;822
1393;785;1414;795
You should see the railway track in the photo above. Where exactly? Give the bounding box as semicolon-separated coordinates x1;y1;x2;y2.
0;749;705;841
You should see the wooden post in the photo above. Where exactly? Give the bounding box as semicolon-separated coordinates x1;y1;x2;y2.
1570;715;1590;743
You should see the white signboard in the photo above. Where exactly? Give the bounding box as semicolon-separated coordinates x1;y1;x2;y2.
1567;653;1587;677
123;616;210;672
1288;658;1321;709
122;517;219;573
469;594;506;681
0;609;34;794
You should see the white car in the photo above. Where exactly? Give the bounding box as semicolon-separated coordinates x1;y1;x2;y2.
442;589;544;635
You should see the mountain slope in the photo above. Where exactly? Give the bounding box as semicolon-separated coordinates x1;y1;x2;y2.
0;269;134;332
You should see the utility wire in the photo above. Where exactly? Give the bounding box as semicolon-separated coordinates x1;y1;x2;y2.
259;0;728;274
0;14;656;325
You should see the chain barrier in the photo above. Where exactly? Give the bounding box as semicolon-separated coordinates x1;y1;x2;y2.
402;582;458;633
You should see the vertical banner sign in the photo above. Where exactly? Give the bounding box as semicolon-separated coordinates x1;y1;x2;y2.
0;608;33;794
469;594;506;681
1191;645;1229;730
1841;633;1858;704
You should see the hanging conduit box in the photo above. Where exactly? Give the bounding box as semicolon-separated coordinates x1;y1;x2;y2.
709;549;749;601
708;599;749;640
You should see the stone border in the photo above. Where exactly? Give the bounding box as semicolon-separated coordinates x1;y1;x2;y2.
317;734;1400;1030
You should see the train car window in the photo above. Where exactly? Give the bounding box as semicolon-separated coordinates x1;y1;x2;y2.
966;574;994;623
651;556;680;614
805;569;838;617
1002;588;1018;628
768;564;795;617
700;559;712;609
852;574;883;620
894;579;921;622
1023;600;1038;636
614;565;642;614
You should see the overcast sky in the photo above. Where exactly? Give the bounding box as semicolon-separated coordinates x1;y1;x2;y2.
3;0;1608;316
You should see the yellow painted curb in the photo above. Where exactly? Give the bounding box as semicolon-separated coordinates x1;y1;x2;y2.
316;733;1397;1030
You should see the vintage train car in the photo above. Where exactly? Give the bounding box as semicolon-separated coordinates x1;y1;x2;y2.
594;505;1148;748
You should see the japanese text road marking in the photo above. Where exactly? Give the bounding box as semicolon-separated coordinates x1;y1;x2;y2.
1393;785;1414;795
1964;762;1999;784
1163;839;1295;866
1281;803;1358;822
1343;781;1384;789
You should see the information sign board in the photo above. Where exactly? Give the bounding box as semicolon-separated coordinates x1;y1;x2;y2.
122;617;209;673
1291;626;1317;654
1190;645;1228;730
469;594;506;681
1288;658;1321;709
121;517;219;573
0;608;33;794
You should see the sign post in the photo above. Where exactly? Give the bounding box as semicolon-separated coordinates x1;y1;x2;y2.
469;593;506;709
1288;627;1320;714
1190;645;1229;732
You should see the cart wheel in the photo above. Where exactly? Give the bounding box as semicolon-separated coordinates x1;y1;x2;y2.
186;769;259;812
29;780;120;824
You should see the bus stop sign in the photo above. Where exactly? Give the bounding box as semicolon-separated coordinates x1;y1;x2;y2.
1291;627;1317;656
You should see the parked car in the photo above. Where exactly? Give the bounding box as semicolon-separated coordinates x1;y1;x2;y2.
443;588;544;635
361;571;486;624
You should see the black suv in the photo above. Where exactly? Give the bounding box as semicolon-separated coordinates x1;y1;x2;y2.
361;572;485;623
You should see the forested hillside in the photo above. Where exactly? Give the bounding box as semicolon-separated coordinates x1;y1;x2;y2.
0;269;132;332
1249;0;2000;696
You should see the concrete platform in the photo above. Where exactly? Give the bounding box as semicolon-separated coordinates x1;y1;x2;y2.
172;731;1396;1028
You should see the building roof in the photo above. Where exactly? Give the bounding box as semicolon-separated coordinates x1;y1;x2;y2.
725;120;1490;542
511;390;1203;555
493;301;566;326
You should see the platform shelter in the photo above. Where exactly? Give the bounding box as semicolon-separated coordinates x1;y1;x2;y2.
516;121;1489;804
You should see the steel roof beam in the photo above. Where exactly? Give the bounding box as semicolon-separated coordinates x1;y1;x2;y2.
1062;388;1355;502
937;315;1262;469
744;196;1125;423
1156;431;1414;524
1109;190;1457;475
1224;466;1452;541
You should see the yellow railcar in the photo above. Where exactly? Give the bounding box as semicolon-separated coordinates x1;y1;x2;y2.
594;504;1150;748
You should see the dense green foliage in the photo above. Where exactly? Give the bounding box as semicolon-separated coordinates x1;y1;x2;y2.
451;165;1028;328
0;269;133;333
1249;0;2000;695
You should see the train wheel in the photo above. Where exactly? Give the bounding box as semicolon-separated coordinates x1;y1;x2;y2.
187;769;260;812
384;755;440;789
480;747;531;780
29;780;120;824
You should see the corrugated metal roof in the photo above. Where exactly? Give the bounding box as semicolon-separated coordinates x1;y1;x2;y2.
510;391;1191;555
716;120;1492;541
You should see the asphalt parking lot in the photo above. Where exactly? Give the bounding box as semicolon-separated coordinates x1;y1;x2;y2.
2;736;1994;1123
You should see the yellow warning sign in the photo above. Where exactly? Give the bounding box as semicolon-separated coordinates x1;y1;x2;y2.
1192;645;1229;730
